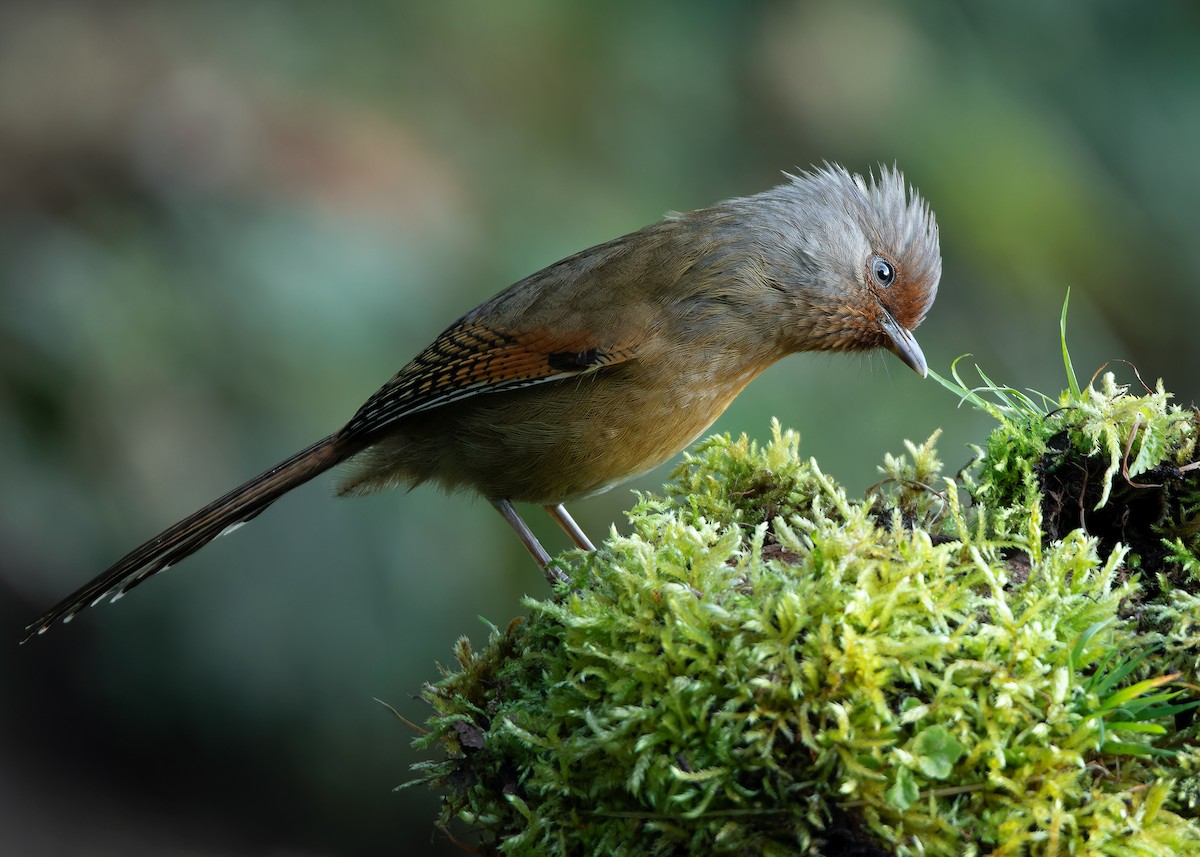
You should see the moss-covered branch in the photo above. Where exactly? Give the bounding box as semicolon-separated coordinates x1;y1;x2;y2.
403;354;1200;855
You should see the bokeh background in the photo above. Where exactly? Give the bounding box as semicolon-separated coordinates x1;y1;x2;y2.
3;2;1198;854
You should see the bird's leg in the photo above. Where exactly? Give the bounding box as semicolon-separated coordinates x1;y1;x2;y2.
544;504;596;552
490;499;567;584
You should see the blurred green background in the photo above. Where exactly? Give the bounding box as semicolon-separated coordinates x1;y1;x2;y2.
3;1;1198;854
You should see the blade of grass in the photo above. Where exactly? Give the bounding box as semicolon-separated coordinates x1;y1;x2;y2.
1061;289;1081;400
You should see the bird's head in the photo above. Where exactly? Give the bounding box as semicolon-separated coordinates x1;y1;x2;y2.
765;164;941;376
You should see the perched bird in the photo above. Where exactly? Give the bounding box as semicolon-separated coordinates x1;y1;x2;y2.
24;164;940;641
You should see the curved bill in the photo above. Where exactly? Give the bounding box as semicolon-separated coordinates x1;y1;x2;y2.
878;308;927;378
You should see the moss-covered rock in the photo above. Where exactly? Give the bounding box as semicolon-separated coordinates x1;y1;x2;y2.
404;363;1200;855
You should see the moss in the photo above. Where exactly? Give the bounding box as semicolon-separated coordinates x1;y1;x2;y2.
404;359;1200;855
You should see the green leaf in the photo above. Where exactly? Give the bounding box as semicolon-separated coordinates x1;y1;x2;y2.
1098;674;1181;712
1104;721;1167;736
1061;288;1081;400
1069;619;1114;672
886;766;920;811
912;725;965;780
1098;740;1170;758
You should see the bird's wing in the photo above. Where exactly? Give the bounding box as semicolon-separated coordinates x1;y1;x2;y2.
341;319;644;438
338;224;681;440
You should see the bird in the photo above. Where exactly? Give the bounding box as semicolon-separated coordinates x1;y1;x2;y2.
24;163;940;642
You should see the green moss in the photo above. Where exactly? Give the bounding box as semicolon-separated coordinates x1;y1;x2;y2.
404;351;1200;854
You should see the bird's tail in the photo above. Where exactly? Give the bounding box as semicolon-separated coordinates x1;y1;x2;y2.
23;434;361;643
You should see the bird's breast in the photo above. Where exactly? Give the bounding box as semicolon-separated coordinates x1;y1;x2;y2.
368;354;768;504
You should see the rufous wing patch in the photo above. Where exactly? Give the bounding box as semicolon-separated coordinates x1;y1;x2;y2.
342;322;641;437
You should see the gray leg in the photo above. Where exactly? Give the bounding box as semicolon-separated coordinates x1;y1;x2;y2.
491;499;565;584
544;503;596;551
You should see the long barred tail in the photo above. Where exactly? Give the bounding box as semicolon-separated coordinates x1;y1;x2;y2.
23;434;359;643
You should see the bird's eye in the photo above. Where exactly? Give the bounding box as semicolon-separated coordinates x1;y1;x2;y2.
870;256;896;287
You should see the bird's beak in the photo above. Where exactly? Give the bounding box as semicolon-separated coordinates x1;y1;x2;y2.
878;308;927;378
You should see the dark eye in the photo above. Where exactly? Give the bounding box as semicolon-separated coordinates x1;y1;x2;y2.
870;256;896;287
